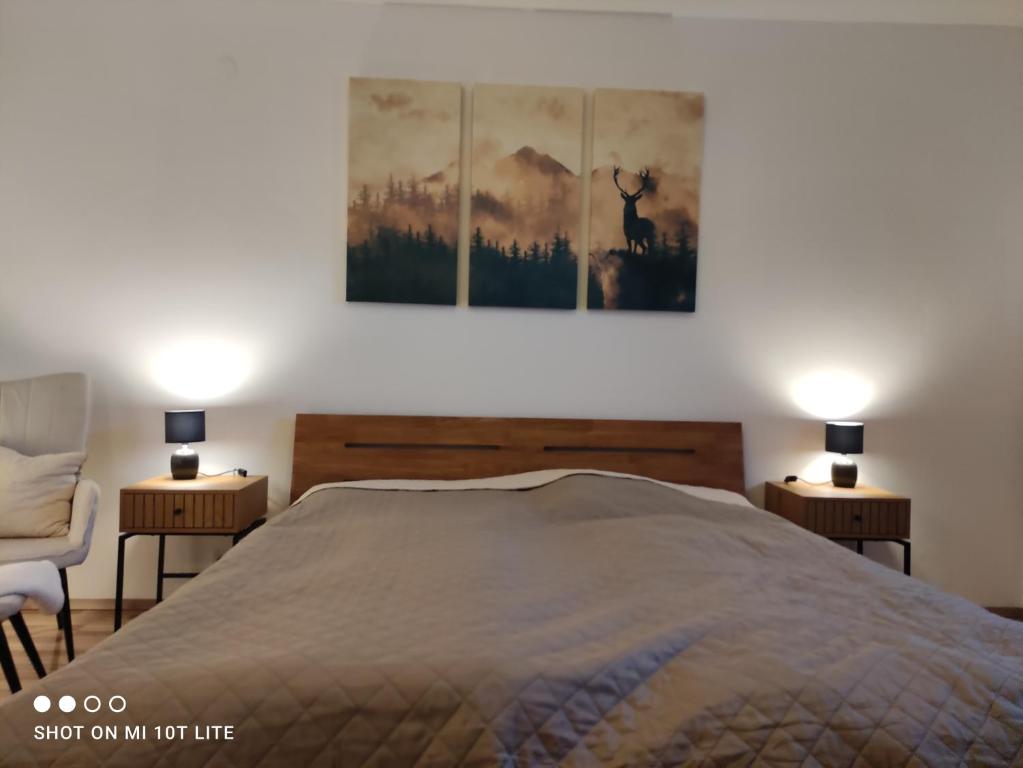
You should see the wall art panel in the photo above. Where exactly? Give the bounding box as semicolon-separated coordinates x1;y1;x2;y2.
588;88;704;312
347;78;461;305
469;84;583;309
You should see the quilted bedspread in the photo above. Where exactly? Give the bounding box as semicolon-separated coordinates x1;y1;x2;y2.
1;473;1021;767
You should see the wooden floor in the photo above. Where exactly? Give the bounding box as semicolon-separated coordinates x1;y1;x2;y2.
0;608;144;704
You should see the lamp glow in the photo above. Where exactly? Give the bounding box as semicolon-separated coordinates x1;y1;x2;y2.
151;338;253;401
790;370;874;419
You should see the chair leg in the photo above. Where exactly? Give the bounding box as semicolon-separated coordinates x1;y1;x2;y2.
9;612;46;679
0;623;20;694
57;567;71;630
58;568;75;662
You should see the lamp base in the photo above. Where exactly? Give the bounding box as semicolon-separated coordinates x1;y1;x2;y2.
831;460;858;488
171;448;199;480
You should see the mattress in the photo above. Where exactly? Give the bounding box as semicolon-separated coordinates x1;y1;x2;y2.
1;471;1021;767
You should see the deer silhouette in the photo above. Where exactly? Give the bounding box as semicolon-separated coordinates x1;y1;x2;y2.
613;166;655;256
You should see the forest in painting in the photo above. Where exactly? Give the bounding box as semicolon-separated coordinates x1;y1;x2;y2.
469;85;585;309
346;78;460;305
588;89;704;312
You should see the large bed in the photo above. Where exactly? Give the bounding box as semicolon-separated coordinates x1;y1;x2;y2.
1;415;1021;767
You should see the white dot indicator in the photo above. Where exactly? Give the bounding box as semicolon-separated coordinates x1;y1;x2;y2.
58;695;76;713
33;695;51;713
83;695;101;713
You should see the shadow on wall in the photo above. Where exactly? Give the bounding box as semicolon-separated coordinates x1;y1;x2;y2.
0;317;75;382
742;417;820;507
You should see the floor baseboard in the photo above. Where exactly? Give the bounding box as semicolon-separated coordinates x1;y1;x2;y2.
22;597;156;612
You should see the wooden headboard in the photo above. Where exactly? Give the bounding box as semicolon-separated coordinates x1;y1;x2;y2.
290;415;745;502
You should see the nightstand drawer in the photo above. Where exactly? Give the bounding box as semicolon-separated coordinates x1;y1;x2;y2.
805;499;910;538
120;491;238;532
119;475;267;534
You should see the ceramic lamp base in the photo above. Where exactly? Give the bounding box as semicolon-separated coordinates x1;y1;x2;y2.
171;448;199;480
831;459;858;488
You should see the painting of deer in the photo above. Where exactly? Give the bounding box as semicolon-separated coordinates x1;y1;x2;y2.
588;87;704;312
612;166;656;256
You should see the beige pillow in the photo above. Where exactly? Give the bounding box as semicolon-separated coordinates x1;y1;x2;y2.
0;445;85;537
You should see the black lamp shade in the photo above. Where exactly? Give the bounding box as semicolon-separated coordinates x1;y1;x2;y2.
165;410;206;445
825;421;863;455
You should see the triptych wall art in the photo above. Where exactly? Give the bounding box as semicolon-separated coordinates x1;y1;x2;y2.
346;77;705;312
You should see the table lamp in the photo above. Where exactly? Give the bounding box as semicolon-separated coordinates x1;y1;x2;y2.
825;421;863;488
165;410;205;480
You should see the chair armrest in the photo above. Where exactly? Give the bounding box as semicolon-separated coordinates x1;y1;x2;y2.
0;561;64;615
66;479;100;565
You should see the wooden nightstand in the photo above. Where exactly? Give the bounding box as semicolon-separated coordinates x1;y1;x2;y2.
115;474;268;629
764;480;911;575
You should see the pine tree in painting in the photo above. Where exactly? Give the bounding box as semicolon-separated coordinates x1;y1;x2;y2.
346;173;458;305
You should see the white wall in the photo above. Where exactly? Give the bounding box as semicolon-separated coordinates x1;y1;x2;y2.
1;0;1021;606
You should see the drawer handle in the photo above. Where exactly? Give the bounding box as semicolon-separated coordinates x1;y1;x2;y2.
173;508;184;516
852;513;862;523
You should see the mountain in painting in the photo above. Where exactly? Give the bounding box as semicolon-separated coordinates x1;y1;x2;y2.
471;145;580;250
469;145;582;309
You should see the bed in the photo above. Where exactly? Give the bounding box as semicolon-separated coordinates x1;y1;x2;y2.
1;415;1021;767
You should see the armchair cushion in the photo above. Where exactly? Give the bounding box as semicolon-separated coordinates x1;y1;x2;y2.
0;480;99;568
0;445;86;537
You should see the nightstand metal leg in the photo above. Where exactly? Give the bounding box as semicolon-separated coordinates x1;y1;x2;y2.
903;540;911;576
232;516;267;546
114;533;132;631
156;534;166;604
856;540;863;555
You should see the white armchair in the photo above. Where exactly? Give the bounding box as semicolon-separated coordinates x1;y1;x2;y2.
0;560;65;692
0;373;99;661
